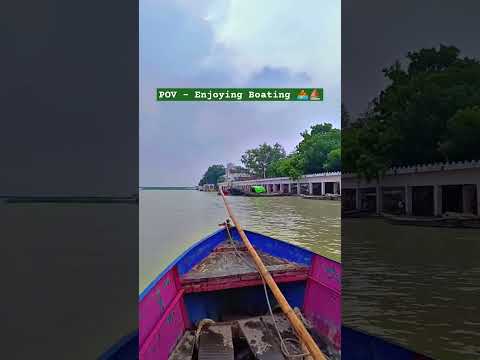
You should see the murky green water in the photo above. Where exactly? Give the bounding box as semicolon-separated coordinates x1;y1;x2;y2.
139;190;340;292
343;218;480;360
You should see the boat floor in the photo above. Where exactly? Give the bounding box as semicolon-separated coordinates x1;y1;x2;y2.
169;312;340;360
180;241;309;291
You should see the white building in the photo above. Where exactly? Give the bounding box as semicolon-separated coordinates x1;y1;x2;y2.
218;172;341;195
342;160;480;216
225;163;256;182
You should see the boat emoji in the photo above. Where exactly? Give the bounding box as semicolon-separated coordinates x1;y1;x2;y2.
310;89;321;101
297;89;309;100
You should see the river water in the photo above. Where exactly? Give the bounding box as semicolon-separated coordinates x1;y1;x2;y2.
343;218;480;360
140;190;480;359
139;189;340;291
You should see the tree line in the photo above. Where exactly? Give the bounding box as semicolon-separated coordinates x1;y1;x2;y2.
198;123;341;185
343;45;480;181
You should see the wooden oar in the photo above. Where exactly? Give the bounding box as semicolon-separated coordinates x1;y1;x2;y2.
218;188;326;360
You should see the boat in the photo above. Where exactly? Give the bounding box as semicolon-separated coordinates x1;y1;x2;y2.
300;194;341;201
229;188;246;196
137;225;341;359
382;212;480;228
245;192;293;197
101;226;434;359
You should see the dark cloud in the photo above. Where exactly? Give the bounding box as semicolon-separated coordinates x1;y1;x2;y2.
249;66;312;87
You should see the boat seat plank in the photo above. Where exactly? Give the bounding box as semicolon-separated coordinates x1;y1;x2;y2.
181;241;308;282
237;318;285;360
262;315;340;360
168;331;195;360
198;324;234;360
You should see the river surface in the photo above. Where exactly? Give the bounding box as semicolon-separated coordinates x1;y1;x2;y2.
139;189;340;291
140;190;480;359
343;218;480;360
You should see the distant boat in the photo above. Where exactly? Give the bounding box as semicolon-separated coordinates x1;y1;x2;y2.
301;194;341;201
229;188;245;196
101;228;433;360
246;192;292;197
382;212;480;228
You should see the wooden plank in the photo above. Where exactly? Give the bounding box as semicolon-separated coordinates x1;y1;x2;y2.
181;240;307;282
168;331;195;360
238;317;284;360
182;272;308;294
262;314;341;360
261;314;304;357
182;263;305;281
198;325;234;360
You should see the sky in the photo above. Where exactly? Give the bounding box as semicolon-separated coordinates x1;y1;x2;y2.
140;0;341;186
342;0;480;118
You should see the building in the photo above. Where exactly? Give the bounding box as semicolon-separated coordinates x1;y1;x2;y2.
342;160;480;216
225;163;254;182
218;172;341;195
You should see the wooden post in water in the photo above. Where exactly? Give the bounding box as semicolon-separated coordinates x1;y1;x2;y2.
218;188;326;360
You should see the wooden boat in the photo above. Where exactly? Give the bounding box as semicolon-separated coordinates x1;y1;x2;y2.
382;212;480;228
101;229;433;360
245;192;293;197
138;226;341;359
229;188;246;196
300;194;341;201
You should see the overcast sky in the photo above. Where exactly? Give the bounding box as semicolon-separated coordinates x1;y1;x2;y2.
140;0;340;186
342;0;480;118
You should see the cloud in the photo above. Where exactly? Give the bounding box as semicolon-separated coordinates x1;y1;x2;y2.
206;0;340;84
140;0;340;186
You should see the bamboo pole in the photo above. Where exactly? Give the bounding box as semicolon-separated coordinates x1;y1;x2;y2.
218;188;326;360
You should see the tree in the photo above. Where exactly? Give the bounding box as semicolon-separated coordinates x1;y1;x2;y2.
344;45;480;180
268;154;303;180
241;143;286;178
439;106;480;161
325;148;341;171
198;164;225;186
296;123;341;173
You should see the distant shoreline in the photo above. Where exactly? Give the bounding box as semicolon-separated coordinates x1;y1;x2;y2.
140;187;196;190
1;195;138;204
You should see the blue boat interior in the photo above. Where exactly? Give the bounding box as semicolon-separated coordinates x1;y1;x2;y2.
183;281;306;325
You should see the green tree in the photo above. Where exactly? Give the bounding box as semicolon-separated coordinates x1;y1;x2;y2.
325;148;341;171
296;123;341;173
268;154;303;180
344;45;480;180
198;164;225;186
241;143;286;178
439;106;480;161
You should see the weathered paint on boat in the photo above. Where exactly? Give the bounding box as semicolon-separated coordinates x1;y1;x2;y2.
139;227;341;359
